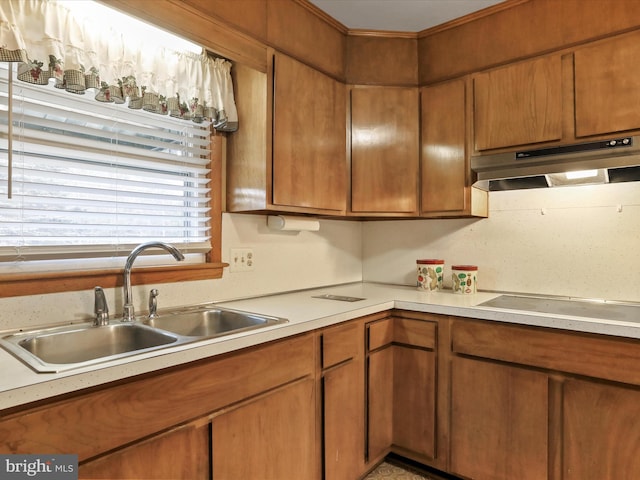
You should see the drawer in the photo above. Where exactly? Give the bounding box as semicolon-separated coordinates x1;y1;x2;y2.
451;319;640;386
368;318;394;351
368;317;437;351
322;322;359;369
394;318;436;349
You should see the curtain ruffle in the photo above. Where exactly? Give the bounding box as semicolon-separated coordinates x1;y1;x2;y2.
0;0;238;130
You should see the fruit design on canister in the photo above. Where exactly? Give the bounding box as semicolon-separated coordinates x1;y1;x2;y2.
427;267;438;290
417;259;444;291
417;266;427;287
452;273;461;292
452;265;478;294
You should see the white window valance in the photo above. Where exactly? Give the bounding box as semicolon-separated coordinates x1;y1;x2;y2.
0;0;238;131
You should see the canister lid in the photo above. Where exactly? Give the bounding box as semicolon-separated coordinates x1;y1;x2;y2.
417;259;445;264
452;265;478;270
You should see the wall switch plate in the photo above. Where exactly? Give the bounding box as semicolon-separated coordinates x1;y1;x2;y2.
229;248;254;272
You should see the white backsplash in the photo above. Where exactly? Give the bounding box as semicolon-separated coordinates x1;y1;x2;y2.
363;182;640;302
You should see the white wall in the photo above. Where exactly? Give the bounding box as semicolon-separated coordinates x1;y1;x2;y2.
0;213;363;331
363;182;640;302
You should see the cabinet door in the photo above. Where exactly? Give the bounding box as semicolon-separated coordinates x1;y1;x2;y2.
322;321;365;479
272;53;346;213
367;345;394;462
393;345;436;459
474;55;562;150
211;378;317;480
574;30;640;138
80;421;209;479
421;79;468;215
351;87;419;214
450;356;548;480
324;360;365;480
563;378;640;480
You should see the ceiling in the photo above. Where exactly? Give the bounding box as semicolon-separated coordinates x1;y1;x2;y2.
308;0;505;32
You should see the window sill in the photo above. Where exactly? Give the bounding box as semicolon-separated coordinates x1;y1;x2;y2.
0;263;228;298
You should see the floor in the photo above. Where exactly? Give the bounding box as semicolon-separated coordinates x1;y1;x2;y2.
363;456;460;480
364;462;431;480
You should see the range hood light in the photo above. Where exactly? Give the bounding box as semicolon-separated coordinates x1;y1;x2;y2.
545;168;609;187
565;169;599;180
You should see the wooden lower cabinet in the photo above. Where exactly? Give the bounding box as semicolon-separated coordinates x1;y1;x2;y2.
366;314;438;467
85;377;319;480
393;345;436;459
321;321;366;480
367;343;394;462
324;359;365;479
562;378;640;480
80;421;210;479
6;313;640;480
450;356;549;480
212;378;317;480
0;334;316;480
449;318;640;480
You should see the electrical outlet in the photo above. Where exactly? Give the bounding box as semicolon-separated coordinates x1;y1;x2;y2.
229;248;254;272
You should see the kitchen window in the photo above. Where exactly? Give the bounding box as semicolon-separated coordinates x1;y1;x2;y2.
0;0;234;297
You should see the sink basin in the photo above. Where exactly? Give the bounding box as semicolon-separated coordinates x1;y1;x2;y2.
146;306;287;338
0;305;288;373
1;323;178;373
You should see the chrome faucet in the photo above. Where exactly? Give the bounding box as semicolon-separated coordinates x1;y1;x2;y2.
148;288;159;319
122;242;185;321
94;286;110;326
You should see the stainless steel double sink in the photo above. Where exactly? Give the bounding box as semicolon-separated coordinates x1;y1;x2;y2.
0;305;288;373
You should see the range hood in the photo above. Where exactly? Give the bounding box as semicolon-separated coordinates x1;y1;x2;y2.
472;136;640;191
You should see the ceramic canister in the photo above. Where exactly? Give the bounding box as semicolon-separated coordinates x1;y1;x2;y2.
417;259;445;292
451;265;478;294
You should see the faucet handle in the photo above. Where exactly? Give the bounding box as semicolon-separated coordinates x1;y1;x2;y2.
94;286;110;326
148;288;159;319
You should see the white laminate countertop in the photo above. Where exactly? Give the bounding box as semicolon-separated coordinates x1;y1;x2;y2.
2;282;639;411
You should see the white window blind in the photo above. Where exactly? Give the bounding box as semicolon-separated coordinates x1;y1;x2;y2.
0;63;212;269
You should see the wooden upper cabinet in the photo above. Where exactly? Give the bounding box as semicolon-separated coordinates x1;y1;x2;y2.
574;29;640;138
421;79;466;214
272;53;347;213
473;55;563;151
350;87;419;215
421;79;487;217
228;53;347;214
